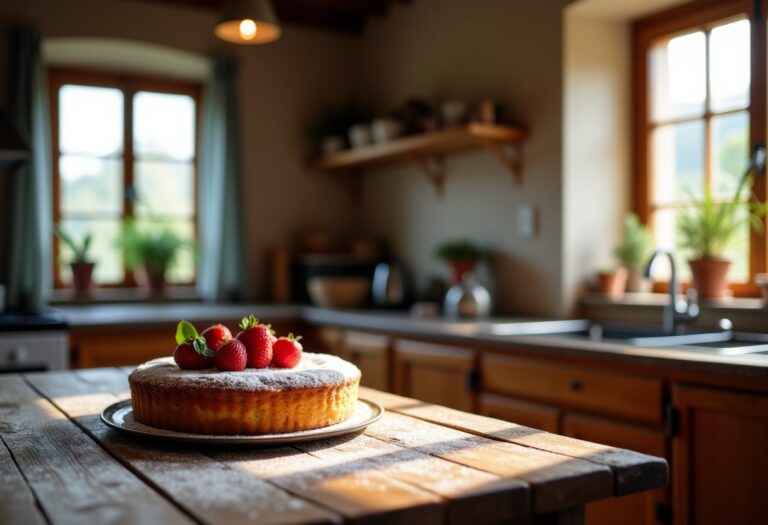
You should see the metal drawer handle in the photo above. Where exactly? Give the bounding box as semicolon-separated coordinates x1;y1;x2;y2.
569;379;583;391
8;347;28;363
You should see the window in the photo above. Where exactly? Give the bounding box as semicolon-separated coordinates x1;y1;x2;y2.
50;69;200;288
634;0;767;292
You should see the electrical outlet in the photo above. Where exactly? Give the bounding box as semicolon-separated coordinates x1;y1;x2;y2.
518;205;537;239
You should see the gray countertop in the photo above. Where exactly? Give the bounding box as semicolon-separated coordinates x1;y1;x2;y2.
56;302;768;378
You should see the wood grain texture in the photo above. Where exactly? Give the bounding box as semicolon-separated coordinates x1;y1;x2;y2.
364;411;612;513
0;374;191;525
360;387;669;497
297;417;528;524
25;369;341;525
0;437;47;525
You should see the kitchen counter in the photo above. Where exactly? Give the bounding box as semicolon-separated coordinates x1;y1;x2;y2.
1;368;667;525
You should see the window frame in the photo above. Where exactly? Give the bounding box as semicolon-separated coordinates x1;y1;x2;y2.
633;0;767;295
49;68;202;289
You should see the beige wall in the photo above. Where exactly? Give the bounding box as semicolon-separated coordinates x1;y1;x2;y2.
562;10;631;313
0;0;358;298
353;0;569;316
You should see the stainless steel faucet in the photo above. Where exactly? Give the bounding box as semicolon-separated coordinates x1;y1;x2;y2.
644;250;700;334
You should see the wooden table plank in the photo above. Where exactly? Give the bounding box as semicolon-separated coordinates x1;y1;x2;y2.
296;424;528;524
209;446;444;525
25;369;341;525
360;387;668;497
0;375;191;525
362;411;612;513
0;436;47;525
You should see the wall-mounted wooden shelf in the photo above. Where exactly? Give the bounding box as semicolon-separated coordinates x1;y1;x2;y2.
306;123;526;197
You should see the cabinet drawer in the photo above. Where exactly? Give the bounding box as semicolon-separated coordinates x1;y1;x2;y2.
0;332;68;371
478;392;561;433
341;331;391;391
481;354;663;425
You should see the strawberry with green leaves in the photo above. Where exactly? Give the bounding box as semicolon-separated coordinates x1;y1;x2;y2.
173;320;214;370
201;323;232;351
214;339;248;371
236;315;274;368
272;333;303;368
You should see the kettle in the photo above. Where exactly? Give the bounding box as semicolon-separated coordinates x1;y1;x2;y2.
372;262;409;307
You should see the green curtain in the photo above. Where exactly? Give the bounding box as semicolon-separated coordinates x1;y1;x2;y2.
6;27;52;311
197;57;247;302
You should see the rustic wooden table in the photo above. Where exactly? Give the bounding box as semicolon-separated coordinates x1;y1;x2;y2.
0;368;668;525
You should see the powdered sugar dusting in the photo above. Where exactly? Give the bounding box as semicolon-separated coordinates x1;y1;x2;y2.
129;352;360;391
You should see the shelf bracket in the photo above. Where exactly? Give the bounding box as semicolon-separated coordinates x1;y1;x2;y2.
411;154;445;196
482;139;523;185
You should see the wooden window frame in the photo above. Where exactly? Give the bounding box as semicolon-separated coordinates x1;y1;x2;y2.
633;0;767;296
49;68;202;289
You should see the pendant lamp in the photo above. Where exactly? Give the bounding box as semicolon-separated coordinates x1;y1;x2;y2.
215;0;281;45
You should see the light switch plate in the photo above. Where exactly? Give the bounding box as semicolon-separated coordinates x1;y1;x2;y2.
518;205;537;239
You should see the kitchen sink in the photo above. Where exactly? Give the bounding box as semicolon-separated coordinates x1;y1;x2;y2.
537;323;733;347
677;332;768;356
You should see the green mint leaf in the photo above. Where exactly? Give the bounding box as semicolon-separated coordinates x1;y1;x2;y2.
176;320;199;344
193;336;213;357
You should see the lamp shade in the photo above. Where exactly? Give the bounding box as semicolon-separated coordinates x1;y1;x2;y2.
215;0;281;45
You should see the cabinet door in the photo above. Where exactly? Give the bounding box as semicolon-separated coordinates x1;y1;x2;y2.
563;414;667;525
672;385;768;525
394;339;475;411
340;331;390;391
478;392;561;433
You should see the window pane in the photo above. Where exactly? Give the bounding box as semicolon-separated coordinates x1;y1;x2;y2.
135;219;195;283
721;204;750;282
60;155;123;215
652;120;705;205
134;91;195;161
134;161;194;217
59;85;123;157
59;219;123;284
650;31;706;122
712;111;749;200
651;208;691;281
710;19;750;112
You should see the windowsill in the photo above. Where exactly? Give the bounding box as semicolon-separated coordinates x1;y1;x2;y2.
50;286;201;306
581;292;768;332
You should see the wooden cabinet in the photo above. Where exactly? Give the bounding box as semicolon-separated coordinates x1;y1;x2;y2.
563;414;668;525
394;339;476;411
672;385;768;525
339;331;391;391
478;392;561;433
481;353;663;425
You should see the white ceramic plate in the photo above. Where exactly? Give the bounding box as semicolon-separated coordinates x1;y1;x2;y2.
100;398;384;445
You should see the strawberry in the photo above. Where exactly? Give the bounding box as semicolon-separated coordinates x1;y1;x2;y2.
272;334;303;368
214;339;247;371
237;315;274;368
174;337;214;370
201;324;232;351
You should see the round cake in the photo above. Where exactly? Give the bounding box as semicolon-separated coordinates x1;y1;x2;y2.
129;352;361;435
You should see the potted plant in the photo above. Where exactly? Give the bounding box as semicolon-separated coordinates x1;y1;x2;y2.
595;266;629;299
614;213;653;293
54;225;95;293
117;221;188;292
678;176;766;298
434;239;486;284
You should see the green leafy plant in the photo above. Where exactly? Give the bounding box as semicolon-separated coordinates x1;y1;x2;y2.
54;225;93;262
116;220;190;278
678;173;766;260
614;214;653;269
434;239;485;261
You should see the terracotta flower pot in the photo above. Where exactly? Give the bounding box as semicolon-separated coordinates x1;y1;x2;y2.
70;261;95;293
144;266;167;293
689;258;731;298
448;259;477;284
597;267;628;299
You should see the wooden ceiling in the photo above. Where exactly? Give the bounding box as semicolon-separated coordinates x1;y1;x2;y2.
129;0;411;34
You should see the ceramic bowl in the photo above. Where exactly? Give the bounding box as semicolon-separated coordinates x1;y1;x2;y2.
307;276;370;308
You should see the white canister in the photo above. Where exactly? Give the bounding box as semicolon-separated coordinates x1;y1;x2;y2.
348;124;373;148
371;118;402;144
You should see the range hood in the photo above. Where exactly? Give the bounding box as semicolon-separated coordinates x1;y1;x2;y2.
0;109;30;165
